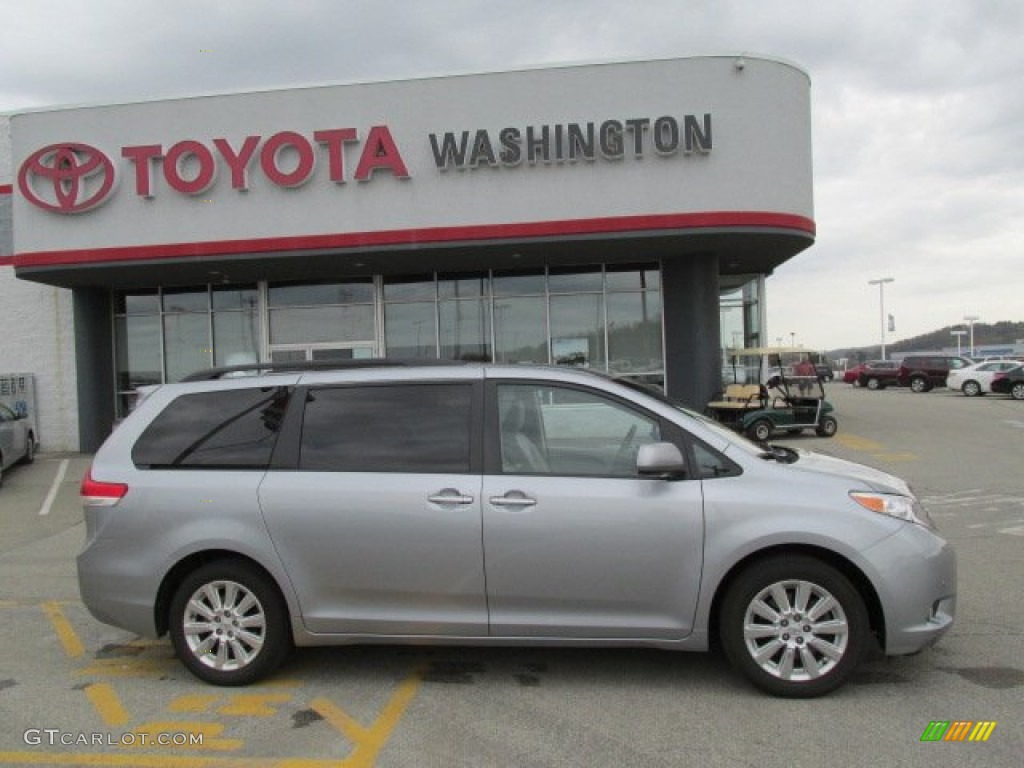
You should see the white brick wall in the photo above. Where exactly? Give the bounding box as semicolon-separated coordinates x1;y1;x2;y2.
0;269;80;452
1;114;80;452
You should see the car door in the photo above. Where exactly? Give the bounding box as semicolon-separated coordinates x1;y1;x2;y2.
481;380;705;640
258;379;488;636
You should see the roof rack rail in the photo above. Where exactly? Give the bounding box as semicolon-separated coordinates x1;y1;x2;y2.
181;358;471;382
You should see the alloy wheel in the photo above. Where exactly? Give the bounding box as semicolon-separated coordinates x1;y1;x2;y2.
182;580;267;672
740;579;849;683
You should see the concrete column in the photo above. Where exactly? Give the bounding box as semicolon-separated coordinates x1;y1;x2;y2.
73;288;115;452
662;254;721;410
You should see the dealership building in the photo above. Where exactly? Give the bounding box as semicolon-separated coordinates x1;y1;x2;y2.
0;55;814;452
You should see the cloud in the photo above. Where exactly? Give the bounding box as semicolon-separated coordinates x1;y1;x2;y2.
1;0;1021;349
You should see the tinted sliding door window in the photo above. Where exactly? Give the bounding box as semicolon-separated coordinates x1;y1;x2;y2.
300;384;472;473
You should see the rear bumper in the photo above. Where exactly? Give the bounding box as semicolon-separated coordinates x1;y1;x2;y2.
77;539;161;637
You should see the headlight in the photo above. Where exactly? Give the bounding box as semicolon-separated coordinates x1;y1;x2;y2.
850;491;935;529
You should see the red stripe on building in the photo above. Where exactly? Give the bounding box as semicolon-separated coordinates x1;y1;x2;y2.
13;211;815;268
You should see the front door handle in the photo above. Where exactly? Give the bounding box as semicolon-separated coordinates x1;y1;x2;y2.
428;488;475;505
489;493;537;508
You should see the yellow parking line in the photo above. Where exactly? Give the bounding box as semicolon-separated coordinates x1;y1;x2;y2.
311;666;423;768
41;601;85;659
85;683;130;727
835;434;884;452
75;658;177;678
218;693;293;717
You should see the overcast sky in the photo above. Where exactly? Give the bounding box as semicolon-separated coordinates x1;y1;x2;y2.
2;0;1021;350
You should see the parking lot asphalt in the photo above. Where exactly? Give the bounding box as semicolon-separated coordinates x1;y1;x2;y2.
0;386;1021;767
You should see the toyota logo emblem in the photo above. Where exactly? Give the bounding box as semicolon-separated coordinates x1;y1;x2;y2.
18;143;116;214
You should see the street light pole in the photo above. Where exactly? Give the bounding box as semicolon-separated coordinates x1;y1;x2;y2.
868;278;895;360
963;315;979;358
951;329;966;357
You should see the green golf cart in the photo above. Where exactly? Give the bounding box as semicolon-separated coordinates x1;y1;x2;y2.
708;347;838;441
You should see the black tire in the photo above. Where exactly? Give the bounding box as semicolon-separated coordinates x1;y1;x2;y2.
720;555;869;698
169;560;291;686
748;419;773;442
866;377;880;390
816;415;838;438
909;376;929;393
22;435;35;464
1012;382;1024;401
961;381;981;397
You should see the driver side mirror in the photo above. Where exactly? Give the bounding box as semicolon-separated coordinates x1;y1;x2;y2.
637;442;688;480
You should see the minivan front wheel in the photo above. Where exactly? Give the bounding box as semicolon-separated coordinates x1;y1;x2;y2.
720;555;869;697
910;376;929;393
169;561;290;686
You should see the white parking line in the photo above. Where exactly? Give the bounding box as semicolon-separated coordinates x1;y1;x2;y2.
39;459;70;516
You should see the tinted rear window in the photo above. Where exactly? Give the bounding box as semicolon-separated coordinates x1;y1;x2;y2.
299;383;471;473
132;387;291;469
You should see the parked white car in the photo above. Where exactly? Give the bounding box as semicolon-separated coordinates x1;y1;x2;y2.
0;403;37;486
946;360;1023;397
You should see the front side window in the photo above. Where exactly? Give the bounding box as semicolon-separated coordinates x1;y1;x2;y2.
300;384;472;473
496;383;660;477
132;387;291;469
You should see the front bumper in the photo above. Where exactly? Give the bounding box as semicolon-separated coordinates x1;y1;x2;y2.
862;522;957;655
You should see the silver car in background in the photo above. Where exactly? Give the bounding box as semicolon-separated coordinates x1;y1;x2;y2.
77;362;956;697
0;402;36;486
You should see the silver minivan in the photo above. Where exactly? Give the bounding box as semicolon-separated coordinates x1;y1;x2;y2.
78;362;956;697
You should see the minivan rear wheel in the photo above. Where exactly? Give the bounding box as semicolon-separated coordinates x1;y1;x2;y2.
169;560;291;686
720;555;869;698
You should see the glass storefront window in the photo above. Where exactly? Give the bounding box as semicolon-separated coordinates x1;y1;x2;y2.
213;307;260;366
440;300;490;361
164;313;212;382
383;277;436;302
112;265;675;417
438;273;487;300
550;294;605;368
606;264;660;291
269;281;373;307
384;302;437;358
494;297;548;364
162;289;209;313
115;315;161;390
493;270;546;296
607;291;663;374
212;286;258;311
269;305;375;345
548;266;602;293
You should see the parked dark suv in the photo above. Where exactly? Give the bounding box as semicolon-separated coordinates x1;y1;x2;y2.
897;355;972;392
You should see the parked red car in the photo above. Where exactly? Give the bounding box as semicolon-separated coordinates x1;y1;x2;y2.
844;360;898;388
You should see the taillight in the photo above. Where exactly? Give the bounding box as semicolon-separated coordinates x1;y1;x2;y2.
991;372;1007;383
81;468;128;507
